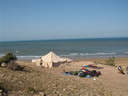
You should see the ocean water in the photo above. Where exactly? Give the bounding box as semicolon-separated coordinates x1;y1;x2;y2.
0;38;128;60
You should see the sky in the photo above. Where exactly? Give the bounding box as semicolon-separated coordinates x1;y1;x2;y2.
0;0;128;41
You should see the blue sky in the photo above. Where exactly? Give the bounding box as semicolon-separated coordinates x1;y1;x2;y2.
0;0;128;41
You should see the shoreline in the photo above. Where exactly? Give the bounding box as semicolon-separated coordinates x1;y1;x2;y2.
63;56;128;62
16;55;128;60
17;56;128;61
18;56;128;61
18;56;128;67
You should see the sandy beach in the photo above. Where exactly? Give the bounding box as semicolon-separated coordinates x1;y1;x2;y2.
1;0;128;95
0;57;128;96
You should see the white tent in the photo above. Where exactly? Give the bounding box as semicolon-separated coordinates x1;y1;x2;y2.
41;51;67;68
33;51;73;68
62;58;73;63
32;59;42;66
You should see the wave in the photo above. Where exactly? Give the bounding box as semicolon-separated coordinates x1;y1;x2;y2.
0;53;5;57
81;52;116;56
123;51;128;54
1;51;127;60
15;51;19;53
17;56;41;60
60;52;116;57
17;52;116;60
69;53;79;56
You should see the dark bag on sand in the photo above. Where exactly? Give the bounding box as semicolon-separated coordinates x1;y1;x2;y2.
91;70;97;76
78;71;85;77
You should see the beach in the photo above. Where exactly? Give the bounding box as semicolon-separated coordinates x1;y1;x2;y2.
1;57;128;96
1;0;128;95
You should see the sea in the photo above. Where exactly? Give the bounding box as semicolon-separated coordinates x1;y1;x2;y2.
0;37;128;60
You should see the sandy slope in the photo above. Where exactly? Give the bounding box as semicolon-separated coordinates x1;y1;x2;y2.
1;57;128;96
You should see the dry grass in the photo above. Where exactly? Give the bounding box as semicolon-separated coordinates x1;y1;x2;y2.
0;57;128;96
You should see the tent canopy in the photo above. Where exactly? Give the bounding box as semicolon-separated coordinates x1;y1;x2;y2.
33;51;72;68
41;51;65;63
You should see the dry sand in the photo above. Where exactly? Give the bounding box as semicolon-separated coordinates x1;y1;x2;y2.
1;57;128;96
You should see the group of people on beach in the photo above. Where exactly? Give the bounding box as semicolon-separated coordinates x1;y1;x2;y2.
118;66;128;75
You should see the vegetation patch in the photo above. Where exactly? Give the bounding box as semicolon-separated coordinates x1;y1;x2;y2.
104;57;116;66
94;57;116;67
0;52;17;64
0;52;25;71
0;82;8;96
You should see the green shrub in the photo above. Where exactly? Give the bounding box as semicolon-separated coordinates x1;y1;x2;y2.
93;57;116;67
0;52;25;71
0;52;17;64
104;57;116;66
